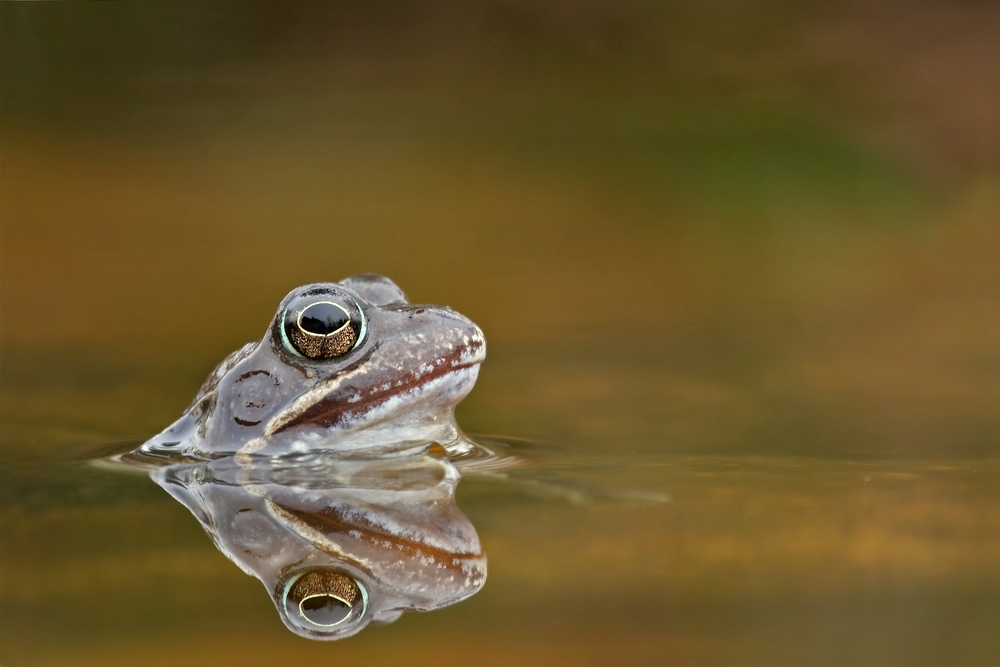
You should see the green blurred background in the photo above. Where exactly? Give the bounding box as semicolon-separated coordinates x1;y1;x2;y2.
3;0;998;461
2;2;1000;665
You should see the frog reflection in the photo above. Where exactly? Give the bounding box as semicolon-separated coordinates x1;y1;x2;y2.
154;450;485;639
125;275;490;639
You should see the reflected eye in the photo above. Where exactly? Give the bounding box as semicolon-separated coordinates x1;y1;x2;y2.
280;292;366;360
282;570;368;633
300;593;352;626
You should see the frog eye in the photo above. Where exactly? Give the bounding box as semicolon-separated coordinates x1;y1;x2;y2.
280;294;366;360
281;570;368;634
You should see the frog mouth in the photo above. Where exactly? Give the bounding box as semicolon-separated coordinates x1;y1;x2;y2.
264;340;484;436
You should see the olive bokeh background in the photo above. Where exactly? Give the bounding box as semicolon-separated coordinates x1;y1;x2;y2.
2;2;999;665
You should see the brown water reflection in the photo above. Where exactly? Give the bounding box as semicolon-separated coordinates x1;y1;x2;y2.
2;1;999;665
4;456;1000;665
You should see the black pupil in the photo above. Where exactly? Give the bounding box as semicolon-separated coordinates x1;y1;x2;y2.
299;303;349;335
300;595;352;626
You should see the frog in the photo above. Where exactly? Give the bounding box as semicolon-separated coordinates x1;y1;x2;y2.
125;275;490;639
136;274;486;461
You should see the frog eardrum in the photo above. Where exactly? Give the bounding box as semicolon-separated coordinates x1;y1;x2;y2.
279;289;366;359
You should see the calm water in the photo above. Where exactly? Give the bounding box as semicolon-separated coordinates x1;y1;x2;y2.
2;2;1000;665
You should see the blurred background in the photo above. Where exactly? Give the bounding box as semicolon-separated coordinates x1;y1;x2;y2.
2;2;999;665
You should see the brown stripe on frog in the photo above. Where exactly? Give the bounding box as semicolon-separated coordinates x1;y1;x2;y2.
271;502;484;573
267;340;483;435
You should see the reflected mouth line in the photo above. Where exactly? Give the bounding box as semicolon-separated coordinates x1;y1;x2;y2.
274;502;484;565
268;357;481;435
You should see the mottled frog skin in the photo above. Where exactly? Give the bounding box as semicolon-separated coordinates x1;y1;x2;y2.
138;274;486;460
127;275;489;640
